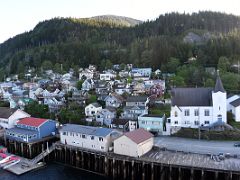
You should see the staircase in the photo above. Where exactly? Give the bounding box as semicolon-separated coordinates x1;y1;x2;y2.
30;143;56;165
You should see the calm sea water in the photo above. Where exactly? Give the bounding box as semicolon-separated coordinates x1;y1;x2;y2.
0;163;108;180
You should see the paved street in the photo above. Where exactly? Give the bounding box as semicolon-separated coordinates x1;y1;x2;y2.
154;136;240;155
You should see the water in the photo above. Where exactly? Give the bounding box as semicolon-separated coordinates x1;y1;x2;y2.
0;163;108;180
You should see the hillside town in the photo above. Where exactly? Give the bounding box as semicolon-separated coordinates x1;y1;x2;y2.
0;63;239;159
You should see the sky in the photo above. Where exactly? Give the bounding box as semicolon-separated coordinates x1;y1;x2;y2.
0;0;240;43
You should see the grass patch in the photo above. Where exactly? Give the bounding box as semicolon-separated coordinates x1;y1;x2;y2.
149;105;170;117
228;119;240;130
173;128;240;141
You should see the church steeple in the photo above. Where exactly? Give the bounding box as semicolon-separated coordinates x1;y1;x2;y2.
214;70;225;93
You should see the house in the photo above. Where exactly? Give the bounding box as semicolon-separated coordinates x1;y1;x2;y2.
95;81;111;95
59;124;121;152
138;114;166;135
85;103;102;117
229;98;240;122
111;119;129;131
82;79;95;91
133;82;145;95
0;108;30;129
121;106;148;120
114;84;132;95
6;117;57;142
104;93;125;108
113;128;153;157
96;107;116;126
227;94;239;111
170;73;227;128
131;68;152;78
100;72;116;81
79;69;94;80
126;96;149;107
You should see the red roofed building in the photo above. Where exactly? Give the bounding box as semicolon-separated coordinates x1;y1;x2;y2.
113;128;153;157
17;117;47;127
6;117;57;143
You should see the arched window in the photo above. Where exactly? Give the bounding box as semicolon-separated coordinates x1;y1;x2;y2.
174;111;178;117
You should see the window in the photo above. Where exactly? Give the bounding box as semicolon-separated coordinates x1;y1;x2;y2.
91;136;94;140
99;137;103;141
204;121;210;124
142;121;146;124
100;146;104;150
184;109;190;116
174;111;178;117
194;109;199;116
82;134;86;139
194;121;199;126
204;110;210;116
174;121;178;124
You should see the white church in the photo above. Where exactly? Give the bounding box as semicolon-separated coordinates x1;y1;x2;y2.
170;73;226;128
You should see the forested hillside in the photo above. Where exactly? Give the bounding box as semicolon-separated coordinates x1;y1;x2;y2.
1;11;240;91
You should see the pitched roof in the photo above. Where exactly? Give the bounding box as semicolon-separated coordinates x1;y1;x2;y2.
112;118;129;125
126;96;148;102
214;73;225;93
60;124;114;137
124;128;153;144
17;117;48;127
91;102;102;108
0;108;18;119
230;98;240;107
171;88;213;106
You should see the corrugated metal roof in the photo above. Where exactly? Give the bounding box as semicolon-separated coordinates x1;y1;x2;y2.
124;128;153;144
60;124;114;137
7;127;37;135
17;117;47;127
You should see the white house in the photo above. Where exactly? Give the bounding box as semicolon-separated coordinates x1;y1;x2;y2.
170;74;227;128
114;128;153;157
85;103;102;117
227;94;239;111
228;98;240;122
100;73;116;81
79;69;94;80
0;108;31;129
59;124;121;152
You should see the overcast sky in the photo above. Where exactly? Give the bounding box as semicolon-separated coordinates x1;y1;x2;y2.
0;0;240;43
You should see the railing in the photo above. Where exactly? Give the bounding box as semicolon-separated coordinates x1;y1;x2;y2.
29;143;56;165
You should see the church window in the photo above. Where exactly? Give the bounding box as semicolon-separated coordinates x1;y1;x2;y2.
184;109;190;116
204;110;210;116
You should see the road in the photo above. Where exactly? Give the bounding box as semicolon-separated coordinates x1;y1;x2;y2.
154;136;240;156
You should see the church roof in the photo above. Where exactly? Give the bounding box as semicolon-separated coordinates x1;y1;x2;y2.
230;98;240;107
214;72;225;93
171;88;213;106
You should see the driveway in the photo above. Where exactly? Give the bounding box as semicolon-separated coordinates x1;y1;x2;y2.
154;136;240;155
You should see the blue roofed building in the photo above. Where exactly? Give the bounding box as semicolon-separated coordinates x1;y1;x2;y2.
6;117;57;143
59;124;121;152
131;68;152;78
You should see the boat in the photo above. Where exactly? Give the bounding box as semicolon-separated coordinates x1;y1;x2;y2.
0;155;14;164
3;159;21;169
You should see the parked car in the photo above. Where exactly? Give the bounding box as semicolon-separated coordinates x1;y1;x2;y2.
234;143;240;147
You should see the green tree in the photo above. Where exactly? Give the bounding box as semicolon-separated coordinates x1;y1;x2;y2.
218;56;230;72
205;78;214;87
41;60;53;71
76;80;84;90
170;75;185;87
24;101;50;119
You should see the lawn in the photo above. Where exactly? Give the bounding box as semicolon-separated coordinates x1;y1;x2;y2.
228;119;240;130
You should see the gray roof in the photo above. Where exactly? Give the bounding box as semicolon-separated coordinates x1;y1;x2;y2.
230;98;240;107
60;124;114;137
214;74;225;93
91;102;101;108
171;88;213;106
124;106;146;110
0;108;18;119
126;96;148;102
141;114;164;118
